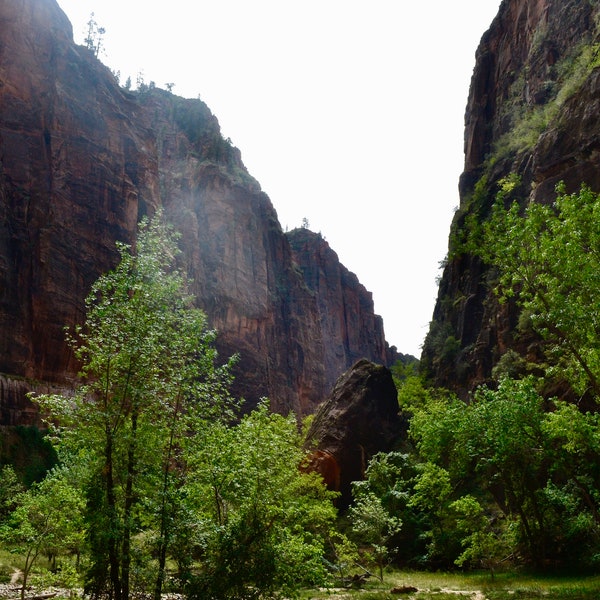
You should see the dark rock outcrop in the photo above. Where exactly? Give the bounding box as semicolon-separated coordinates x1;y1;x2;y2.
423;0;600;395
0;0;396;424
303;359;403;508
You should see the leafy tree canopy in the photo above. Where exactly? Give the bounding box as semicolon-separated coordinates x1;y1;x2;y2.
483;182;600;399
34;212;238;600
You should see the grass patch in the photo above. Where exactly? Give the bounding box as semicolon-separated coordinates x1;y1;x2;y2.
0;548;17;584
300;570;600;599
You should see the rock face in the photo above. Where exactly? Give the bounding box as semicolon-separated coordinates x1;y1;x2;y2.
0;0;396;424
287;228;394;397
423;0;600;395
303;359;403;508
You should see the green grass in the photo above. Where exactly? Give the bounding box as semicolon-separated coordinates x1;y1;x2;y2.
300;570;600;599
4;547;600;600
0;548;17;584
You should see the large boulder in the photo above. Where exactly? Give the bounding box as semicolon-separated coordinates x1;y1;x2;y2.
303;359;403;507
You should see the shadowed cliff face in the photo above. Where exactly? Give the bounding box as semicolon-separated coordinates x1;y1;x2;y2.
0;0;156;424
0;0;396;424
423;0;600;395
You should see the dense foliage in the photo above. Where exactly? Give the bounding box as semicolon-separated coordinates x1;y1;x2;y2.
5;184;600;596
340;183;600;576
340;374;600;575
362;183;600;574
0;213;336;600
483;182;600;400
411;377;600;570
184;404;336;599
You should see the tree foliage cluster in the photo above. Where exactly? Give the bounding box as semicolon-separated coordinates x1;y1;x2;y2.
349;182;600;576
0;214;337;600
84;13;105;58
5;182;600;595
349;377;600;575
408;377;600;571
483;182;600;400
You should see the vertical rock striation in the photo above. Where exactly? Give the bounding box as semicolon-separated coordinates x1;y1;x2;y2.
286;228;395;396
0;0;396;423
423;0;600;395
0;0;156;423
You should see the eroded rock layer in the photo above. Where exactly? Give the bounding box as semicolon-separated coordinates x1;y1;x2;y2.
0;0;396;424
423;0;600;395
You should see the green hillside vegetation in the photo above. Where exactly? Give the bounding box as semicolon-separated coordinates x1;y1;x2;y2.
448;27;600;265
4;188;600;597
409;183;600;572
0;213;337;600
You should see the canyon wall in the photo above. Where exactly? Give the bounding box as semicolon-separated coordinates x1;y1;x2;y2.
423;0;600;394
0;0;396;424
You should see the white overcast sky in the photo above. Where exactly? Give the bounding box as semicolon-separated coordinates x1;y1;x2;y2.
56;0;502;357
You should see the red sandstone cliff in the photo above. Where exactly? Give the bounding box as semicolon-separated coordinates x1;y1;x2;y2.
286;228;393;390
423;0;600;394
0;0;396;424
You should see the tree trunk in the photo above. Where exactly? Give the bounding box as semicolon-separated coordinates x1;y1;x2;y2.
121;409;138;600
105;429;122;600
153;391;182;600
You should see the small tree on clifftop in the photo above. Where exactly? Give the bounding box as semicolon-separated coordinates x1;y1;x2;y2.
84;12;106;58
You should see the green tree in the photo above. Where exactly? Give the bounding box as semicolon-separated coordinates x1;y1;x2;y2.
35;212;236;600
350;452;427;568
84;12;106;58
450;495;513;577
541;402;600;566
0;469;85;600
466;379;548;560
409;376;600;569
410;378;549;564
184;403;337;599
483;183;600;399
349;490;401;581
407;462;461;565
0;465;23;522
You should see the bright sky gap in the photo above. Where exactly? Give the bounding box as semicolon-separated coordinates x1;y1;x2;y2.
57;0;503;357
